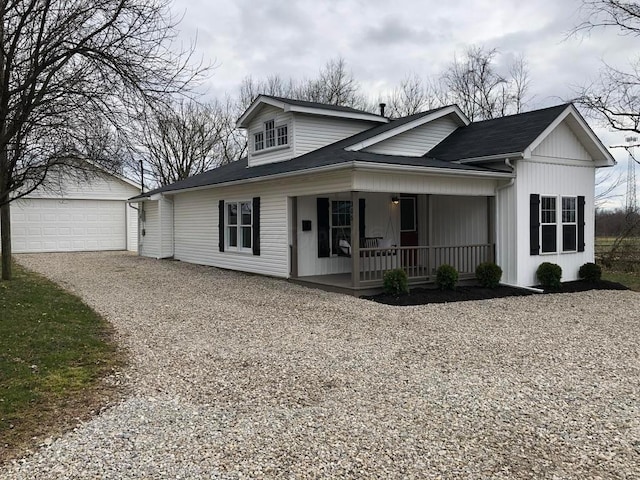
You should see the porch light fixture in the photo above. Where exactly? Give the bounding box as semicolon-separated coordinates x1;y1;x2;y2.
391;196;400;205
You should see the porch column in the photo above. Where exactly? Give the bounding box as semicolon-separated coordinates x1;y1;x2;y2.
351;191;360;289
290;196;298;278
487;196;496;263
427;194;434;277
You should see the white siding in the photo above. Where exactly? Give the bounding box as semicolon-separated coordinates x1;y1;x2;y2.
126;204;138;252
294;114;376;157
169;171;356;278
26;169;139;200
173;189;289;277
364;117;459;156
296;192;400;277
532;121;593;161
354;170;499;196
247;105;294;167
495;181;518;285
515;158;596;286
140;201;160;258
159;197;174;258
430;195;489;246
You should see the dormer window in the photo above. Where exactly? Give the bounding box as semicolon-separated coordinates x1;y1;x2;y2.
265;120;275;148
254;132;264;151
253;119;288;153
277;125;288;145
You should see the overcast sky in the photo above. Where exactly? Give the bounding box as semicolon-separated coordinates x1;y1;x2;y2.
171;0;637;208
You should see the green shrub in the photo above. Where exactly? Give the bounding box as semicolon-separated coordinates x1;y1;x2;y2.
436;264;458;290
475;262;503;289
383;268;409;295
536;262;562;290
578;262;602;282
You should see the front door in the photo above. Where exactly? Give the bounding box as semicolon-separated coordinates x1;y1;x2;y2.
400;195;418;246
400;195;418;268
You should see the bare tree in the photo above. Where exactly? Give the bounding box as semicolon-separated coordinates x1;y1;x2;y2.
139;99;231;187
0;0;205;280
440;46;531;121
572;1;640;136
239;57;369;111
386;74;444;118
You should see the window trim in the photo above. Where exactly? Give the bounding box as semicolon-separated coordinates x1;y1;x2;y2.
330;199;352;256
251;118;290;154
225;200;253;253
540;195;557;254
253;131;264;152
561;196;578;253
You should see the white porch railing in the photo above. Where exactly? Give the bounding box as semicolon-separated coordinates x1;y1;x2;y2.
359;244;495;283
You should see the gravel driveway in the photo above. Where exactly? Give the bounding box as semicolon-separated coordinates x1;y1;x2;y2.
3;252;640;479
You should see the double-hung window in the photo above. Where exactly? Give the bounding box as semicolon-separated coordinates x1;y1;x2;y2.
331;200;352;255
562;196;577;252
277;125;288;146
540;196;557;253
265;120;276;148
252;119;288;153
226;201;252;251
254;132;264;151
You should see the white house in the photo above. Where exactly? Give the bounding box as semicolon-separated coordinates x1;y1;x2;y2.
130;95;615;289
5;167;140;253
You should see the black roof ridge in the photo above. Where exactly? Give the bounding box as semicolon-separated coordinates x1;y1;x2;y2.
467;103;571;126
259;94;380;116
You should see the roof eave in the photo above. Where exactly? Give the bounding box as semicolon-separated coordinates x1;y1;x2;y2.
236;94;388;128
129;160;512;200
454;152;525;164
285;104;388;123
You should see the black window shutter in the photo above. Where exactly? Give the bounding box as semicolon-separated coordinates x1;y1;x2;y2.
317;197;330;257
578;195;585;252
252;197;261;256
218;200;225;252
359;198;366;240
530;194;540;255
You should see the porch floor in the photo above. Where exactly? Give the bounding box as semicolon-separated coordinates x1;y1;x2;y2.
291;272;477;296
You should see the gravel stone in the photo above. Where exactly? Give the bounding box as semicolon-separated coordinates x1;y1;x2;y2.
2;251;639;479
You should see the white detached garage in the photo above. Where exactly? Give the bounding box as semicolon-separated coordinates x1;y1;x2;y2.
6;169;140;253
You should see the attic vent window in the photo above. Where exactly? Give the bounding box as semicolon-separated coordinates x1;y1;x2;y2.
253;119;289;153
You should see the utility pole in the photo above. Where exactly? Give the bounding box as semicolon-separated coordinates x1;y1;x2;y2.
625;136;638;215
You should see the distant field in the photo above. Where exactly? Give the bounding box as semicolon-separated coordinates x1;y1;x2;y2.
596;236;640;291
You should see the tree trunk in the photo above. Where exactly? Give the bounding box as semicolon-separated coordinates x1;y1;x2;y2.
0;198;11;280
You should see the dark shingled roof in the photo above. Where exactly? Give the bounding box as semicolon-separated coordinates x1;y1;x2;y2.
131;103;572;201
427;104;570;162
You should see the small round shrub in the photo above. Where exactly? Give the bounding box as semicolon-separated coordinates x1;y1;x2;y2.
578;262;602;282
536;262;562;290
475;262;503;289
436;264;458;290
383;268;408;295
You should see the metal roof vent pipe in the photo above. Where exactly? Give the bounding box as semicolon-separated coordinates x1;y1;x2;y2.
379;103;386;117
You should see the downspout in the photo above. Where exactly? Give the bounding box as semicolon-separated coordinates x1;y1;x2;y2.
495;158;516;285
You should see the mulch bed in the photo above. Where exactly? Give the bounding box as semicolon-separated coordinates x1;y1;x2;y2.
363;280;629;306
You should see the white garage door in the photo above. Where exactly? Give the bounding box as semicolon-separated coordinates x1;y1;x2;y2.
10;198;127;253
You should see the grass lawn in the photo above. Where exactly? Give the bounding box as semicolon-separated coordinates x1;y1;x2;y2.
602;269;640;291
596;236;640;291
0;261;124;463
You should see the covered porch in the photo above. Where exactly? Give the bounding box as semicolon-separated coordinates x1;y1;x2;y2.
290;190;496;292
